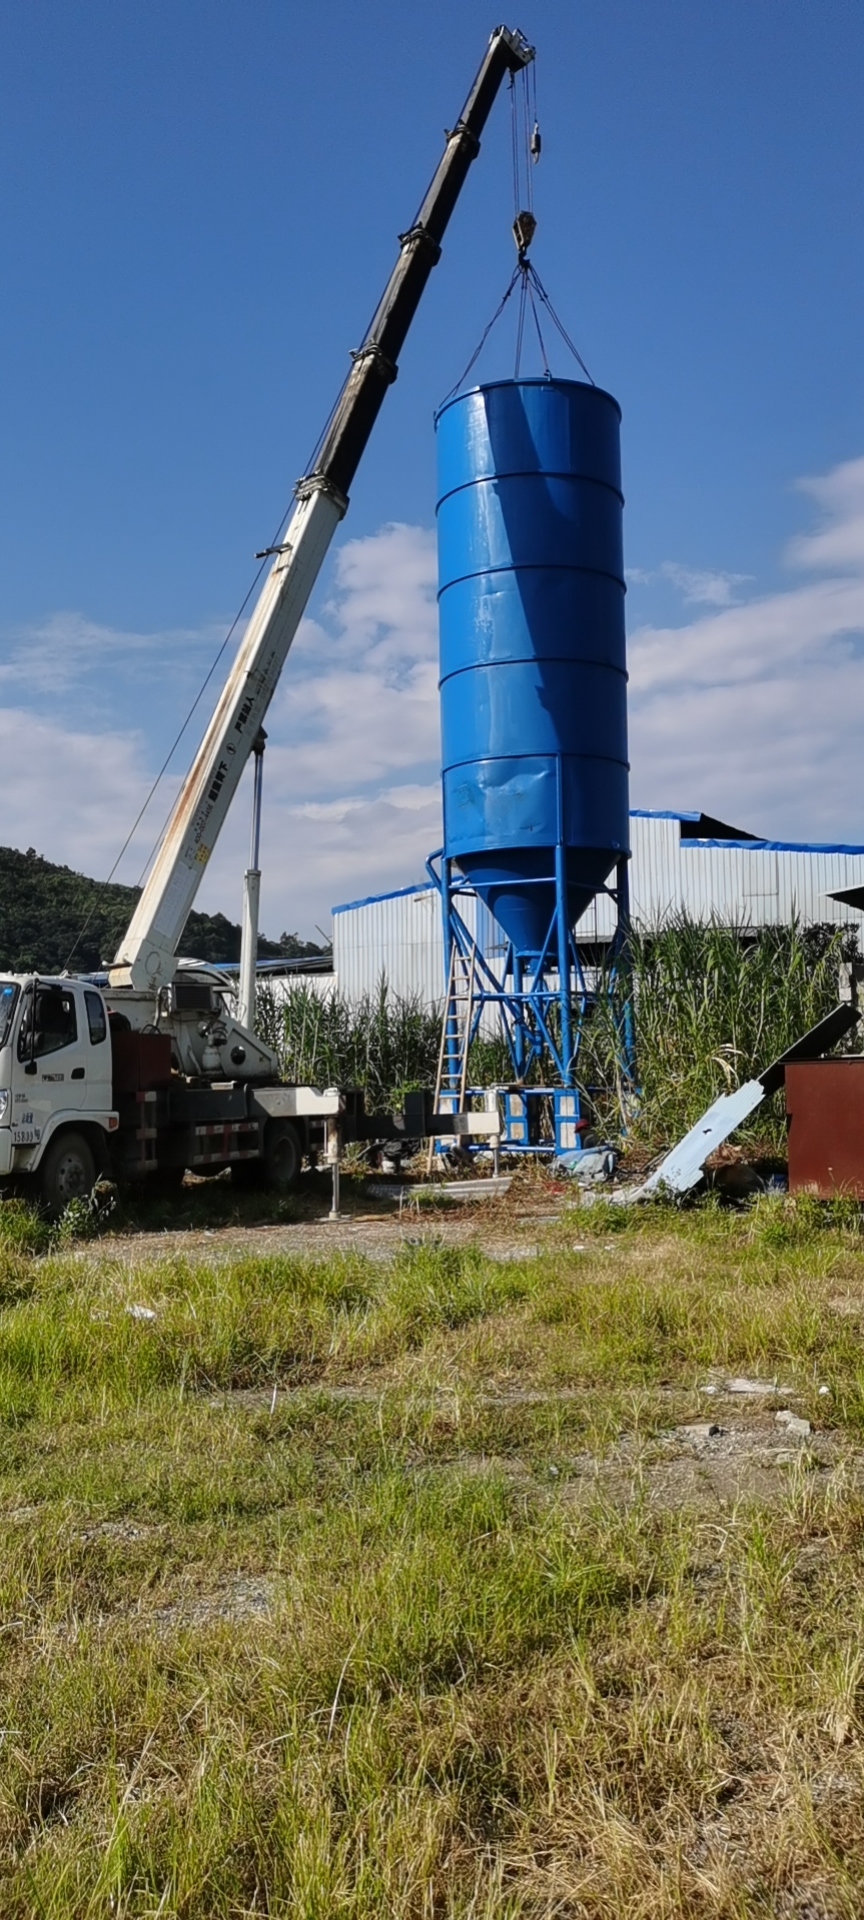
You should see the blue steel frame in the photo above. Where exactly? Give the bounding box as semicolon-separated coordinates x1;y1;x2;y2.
426;783;635;1151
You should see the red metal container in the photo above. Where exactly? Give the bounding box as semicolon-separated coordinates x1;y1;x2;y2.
786;1058;864;1196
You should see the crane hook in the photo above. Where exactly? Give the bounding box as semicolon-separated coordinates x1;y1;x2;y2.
512;209;536;264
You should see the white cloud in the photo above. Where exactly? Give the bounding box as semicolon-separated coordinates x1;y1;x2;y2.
629;453;864;839
626;561;750;605
0;609;222;699
0;705;173;880
0;523;443;941
318;521;438;660
786;455;864;574
264;522;440;794
658;561;750;606
198;526;443;931
254;782;443;935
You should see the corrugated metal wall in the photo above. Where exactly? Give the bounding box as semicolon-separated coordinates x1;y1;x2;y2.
332;884;507;1007
331;816;864;1006
335;886;445;1004
675;845;864;928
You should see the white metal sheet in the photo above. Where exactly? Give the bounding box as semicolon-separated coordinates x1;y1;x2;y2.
638;1080;766;1196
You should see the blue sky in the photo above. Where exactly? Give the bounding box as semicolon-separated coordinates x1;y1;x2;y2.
2;0;863;940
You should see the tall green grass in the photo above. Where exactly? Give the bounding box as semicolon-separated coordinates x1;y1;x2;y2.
582;916;853;1146
258;978;441;1113
260;920;854;1148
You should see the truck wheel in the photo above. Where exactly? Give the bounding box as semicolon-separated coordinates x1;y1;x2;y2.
262;1120;301;1191
40;1131;96;1218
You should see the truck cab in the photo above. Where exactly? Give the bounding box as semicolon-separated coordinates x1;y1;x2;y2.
0;971;339;1213
0;976;118;1212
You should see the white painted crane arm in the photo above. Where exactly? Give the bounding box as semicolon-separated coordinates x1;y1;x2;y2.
111;481;344;989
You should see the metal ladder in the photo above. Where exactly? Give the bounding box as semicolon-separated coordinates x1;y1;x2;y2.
427;943;476;1172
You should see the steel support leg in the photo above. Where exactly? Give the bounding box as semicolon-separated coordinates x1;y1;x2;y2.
555;756;573;1086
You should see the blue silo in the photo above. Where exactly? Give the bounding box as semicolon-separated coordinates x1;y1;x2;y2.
435;377;629;958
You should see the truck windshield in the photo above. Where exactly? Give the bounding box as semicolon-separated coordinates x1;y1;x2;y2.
0;982;19;1050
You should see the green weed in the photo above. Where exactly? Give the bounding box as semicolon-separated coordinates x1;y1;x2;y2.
259;976;442;1113
1;1211;864;1911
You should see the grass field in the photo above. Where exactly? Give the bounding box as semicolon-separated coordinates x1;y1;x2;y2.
3;1190;864;1915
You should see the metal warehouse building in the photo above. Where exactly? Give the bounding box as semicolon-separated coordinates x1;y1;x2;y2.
324;809;864;1007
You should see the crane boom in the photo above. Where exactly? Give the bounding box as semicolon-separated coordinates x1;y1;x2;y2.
111;24;533;992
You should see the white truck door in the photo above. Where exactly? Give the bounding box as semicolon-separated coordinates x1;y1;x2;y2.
81;988;113;1113
12;981;89;1146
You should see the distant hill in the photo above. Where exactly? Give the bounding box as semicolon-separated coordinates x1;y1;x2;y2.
0;846;326;975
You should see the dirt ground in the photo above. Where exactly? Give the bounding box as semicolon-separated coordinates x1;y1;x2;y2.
92;1169;567;1266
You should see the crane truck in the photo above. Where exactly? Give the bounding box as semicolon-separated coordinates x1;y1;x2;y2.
0;26;530;1215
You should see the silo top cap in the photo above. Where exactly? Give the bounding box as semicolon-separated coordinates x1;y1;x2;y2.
434;375;621;429
435;377;623;504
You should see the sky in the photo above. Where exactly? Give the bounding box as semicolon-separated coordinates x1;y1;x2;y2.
1;0;863;944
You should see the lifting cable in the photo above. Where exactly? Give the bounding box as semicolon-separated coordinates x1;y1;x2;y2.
514;262;528;376
442;265;522;402
442;244;595;399
525;260;594;384
443;55;594;401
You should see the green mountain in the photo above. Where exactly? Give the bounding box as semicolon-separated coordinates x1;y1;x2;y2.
0;846;326;975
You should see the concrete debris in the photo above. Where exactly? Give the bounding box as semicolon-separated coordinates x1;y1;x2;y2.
126;1303;157;1321
149;1573;280;1630
368;1177;512;1202
702;1376;795;1396
724;1377;780;1395
775;1409;812;1438
553;1147;617;1185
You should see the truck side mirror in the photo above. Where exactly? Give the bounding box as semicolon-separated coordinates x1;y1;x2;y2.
24;1061;37;1076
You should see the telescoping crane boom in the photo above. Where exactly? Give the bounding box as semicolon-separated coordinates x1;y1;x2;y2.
110;25;533;1000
